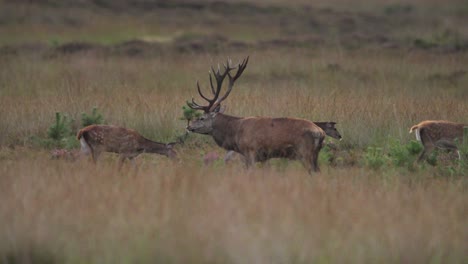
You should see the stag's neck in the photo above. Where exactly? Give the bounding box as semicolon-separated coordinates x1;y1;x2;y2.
212;113;243;151
139;138;170;156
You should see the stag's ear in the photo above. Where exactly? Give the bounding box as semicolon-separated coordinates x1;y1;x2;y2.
213;104;225;113
328;122;337;127
218;105;226;113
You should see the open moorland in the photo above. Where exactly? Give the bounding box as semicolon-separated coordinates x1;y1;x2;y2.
1;0;467;263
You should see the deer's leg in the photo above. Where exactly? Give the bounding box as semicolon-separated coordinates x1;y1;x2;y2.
435;140;461;160
311;137;324;173
306;151;320;174
242;151;255;169
311;154;320;173
417;149;426;162
118;155;127;170
91;149;102;164
417;145;434;162
297;148;314;174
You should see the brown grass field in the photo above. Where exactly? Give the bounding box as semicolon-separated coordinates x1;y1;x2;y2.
1;0;467;263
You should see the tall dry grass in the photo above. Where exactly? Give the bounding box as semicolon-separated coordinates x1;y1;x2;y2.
0;151;466;263
1;49;466;148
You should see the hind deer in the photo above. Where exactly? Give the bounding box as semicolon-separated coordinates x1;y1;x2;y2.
77;124;177;168
409;120;466;161
186;57;328;174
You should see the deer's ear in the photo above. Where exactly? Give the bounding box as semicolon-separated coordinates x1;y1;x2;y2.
218;105;226;113
212;104;226;114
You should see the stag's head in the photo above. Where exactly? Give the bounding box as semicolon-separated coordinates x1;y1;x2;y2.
186;57;249;134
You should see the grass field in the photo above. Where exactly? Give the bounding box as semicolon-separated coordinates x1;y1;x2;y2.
1;0;467;263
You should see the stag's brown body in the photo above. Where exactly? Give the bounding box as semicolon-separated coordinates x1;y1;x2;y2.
186;57;329;173
77;124;177;167
409;120;465;161
219;121;341;165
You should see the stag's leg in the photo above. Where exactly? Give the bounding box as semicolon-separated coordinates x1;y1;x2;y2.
241;151;255;169
297;146;314;174
311;137;325;172
299;135;323;174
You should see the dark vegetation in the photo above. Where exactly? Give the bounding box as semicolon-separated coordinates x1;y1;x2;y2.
2;0;468;57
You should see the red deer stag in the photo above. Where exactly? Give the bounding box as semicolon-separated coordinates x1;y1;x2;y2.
77;124;177;168
409;120;466;161
218;122;342;164
186;57;326;174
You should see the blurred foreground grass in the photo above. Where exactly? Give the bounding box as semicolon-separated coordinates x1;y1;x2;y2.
0;151;467;263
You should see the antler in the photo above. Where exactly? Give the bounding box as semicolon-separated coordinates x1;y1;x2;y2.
187;56;249;113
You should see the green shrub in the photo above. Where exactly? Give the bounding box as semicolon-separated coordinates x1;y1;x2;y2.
32;112;79;150
406;140;423;156
81;107;104;127
387;139;422;170
48;112;72;141
364;146;386;170
426;151;438;166
319;143;335;166
181;105;202;127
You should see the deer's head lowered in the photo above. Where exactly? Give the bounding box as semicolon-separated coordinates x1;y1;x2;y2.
186;57;249;134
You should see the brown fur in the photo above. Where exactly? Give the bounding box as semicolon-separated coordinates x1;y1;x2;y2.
409;120;466;161
77;125;177;168
220;121;341;165
189;114;326;173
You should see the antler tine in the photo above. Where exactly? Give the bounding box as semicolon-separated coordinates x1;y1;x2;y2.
189;57;249;113
223;58;236;72
197;80;211;102
209;69;216;95
207;60;232;108
213;56;249;106
186;97;206;110
228;56;249;82
186;79;215;112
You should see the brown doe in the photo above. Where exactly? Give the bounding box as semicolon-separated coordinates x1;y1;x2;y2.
186;57;328;174
409;120;466;161
77;124;177;168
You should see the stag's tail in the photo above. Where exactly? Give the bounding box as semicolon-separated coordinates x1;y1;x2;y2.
409;125;421;141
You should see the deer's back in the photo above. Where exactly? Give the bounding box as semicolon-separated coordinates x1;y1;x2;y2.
419;120;464;141
237;117;324;147
78;125;141;153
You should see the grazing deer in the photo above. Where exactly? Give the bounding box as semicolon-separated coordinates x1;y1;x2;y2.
186;57;326;174
409;120;466;161
77;124;177;168
314;122;342;140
